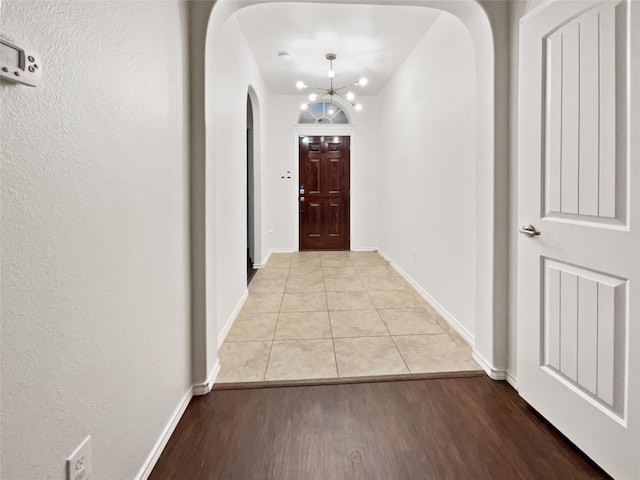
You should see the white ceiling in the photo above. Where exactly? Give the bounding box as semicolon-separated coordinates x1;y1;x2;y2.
234;3;441;95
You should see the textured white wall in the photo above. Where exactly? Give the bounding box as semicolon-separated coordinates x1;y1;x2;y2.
0;1;191;479
212;16;269;340
263;95;381;253
377;12;477;337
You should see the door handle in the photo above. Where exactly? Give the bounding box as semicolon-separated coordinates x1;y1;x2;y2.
519;224;541;237
300;197;304;202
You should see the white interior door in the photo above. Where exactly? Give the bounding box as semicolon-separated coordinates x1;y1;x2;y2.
518;1;639;478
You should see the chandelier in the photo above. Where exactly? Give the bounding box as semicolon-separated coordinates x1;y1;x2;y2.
296;53;367;114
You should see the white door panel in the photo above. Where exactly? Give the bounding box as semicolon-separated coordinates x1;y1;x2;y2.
542;2;627;224
518;1;639;478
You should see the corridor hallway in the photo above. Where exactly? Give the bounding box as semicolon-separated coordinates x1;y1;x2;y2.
217;251;480;383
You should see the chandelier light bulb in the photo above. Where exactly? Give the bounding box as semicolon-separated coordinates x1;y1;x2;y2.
346;91;355;101
358;77;368;87
296;81;306;89
355;104;363;111
300;103;308;110
309;93;318;101
328;70;335;79
328;107;335;115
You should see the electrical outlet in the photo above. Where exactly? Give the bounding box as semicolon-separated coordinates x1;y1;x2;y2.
67;436;92;480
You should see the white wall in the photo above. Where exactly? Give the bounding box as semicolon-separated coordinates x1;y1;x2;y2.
264;95;381;252
0;1;191;478
213;16;269;340
377;12;477;337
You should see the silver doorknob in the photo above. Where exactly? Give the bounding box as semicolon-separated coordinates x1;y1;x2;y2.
300;196;305;202
519;224;541;237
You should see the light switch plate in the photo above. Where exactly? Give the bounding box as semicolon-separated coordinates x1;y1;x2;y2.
67;435;92;480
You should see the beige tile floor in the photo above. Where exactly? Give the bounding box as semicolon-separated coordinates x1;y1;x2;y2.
217;251;481;383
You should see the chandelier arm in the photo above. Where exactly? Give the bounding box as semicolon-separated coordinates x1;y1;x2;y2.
334;82;360;91
303;92;330;108
334;91;357;107
306;86;328;92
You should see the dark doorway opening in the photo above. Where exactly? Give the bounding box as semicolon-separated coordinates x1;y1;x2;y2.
247;95;257;283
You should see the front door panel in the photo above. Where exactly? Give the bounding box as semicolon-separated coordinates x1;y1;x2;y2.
299;136;350;250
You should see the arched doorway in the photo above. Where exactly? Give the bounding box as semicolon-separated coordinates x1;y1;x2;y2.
190;0;508;393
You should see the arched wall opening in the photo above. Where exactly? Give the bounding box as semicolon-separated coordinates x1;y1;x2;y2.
246;85;263;268
246;94;255;269
190;0;509;393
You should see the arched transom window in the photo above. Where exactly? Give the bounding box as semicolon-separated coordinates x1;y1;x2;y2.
298;102;350;124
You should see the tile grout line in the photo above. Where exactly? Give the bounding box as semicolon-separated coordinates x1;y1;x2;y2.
379;305;413;374
261;259;291;381
324;262;342;378
388;335;412;375
319;254;344;379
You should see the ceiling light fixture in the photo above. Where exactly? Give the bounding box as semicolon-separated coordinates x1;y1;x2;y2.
296;53;366;113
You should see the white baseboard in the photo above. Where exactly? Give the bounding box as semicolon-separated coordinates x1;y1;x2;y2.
376;248;511;381
192;360;220;396
377;248;474;347
471;349;507;380
135;386;193;480
375;248;392;261
217;289;249;347
253;249;272;269
194;290;248;397
506;370;518;391
350;246;378;252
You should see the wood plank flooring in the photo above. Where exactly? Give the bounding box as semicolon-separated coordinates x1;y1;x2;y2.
150;376;608;480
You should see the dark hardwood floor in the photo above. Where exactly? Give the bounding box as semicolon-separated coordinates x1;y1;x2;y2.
150;375;608;480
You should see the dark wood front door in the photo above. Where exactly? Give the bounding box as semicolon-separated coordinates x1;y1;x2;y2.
299;136;350;250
